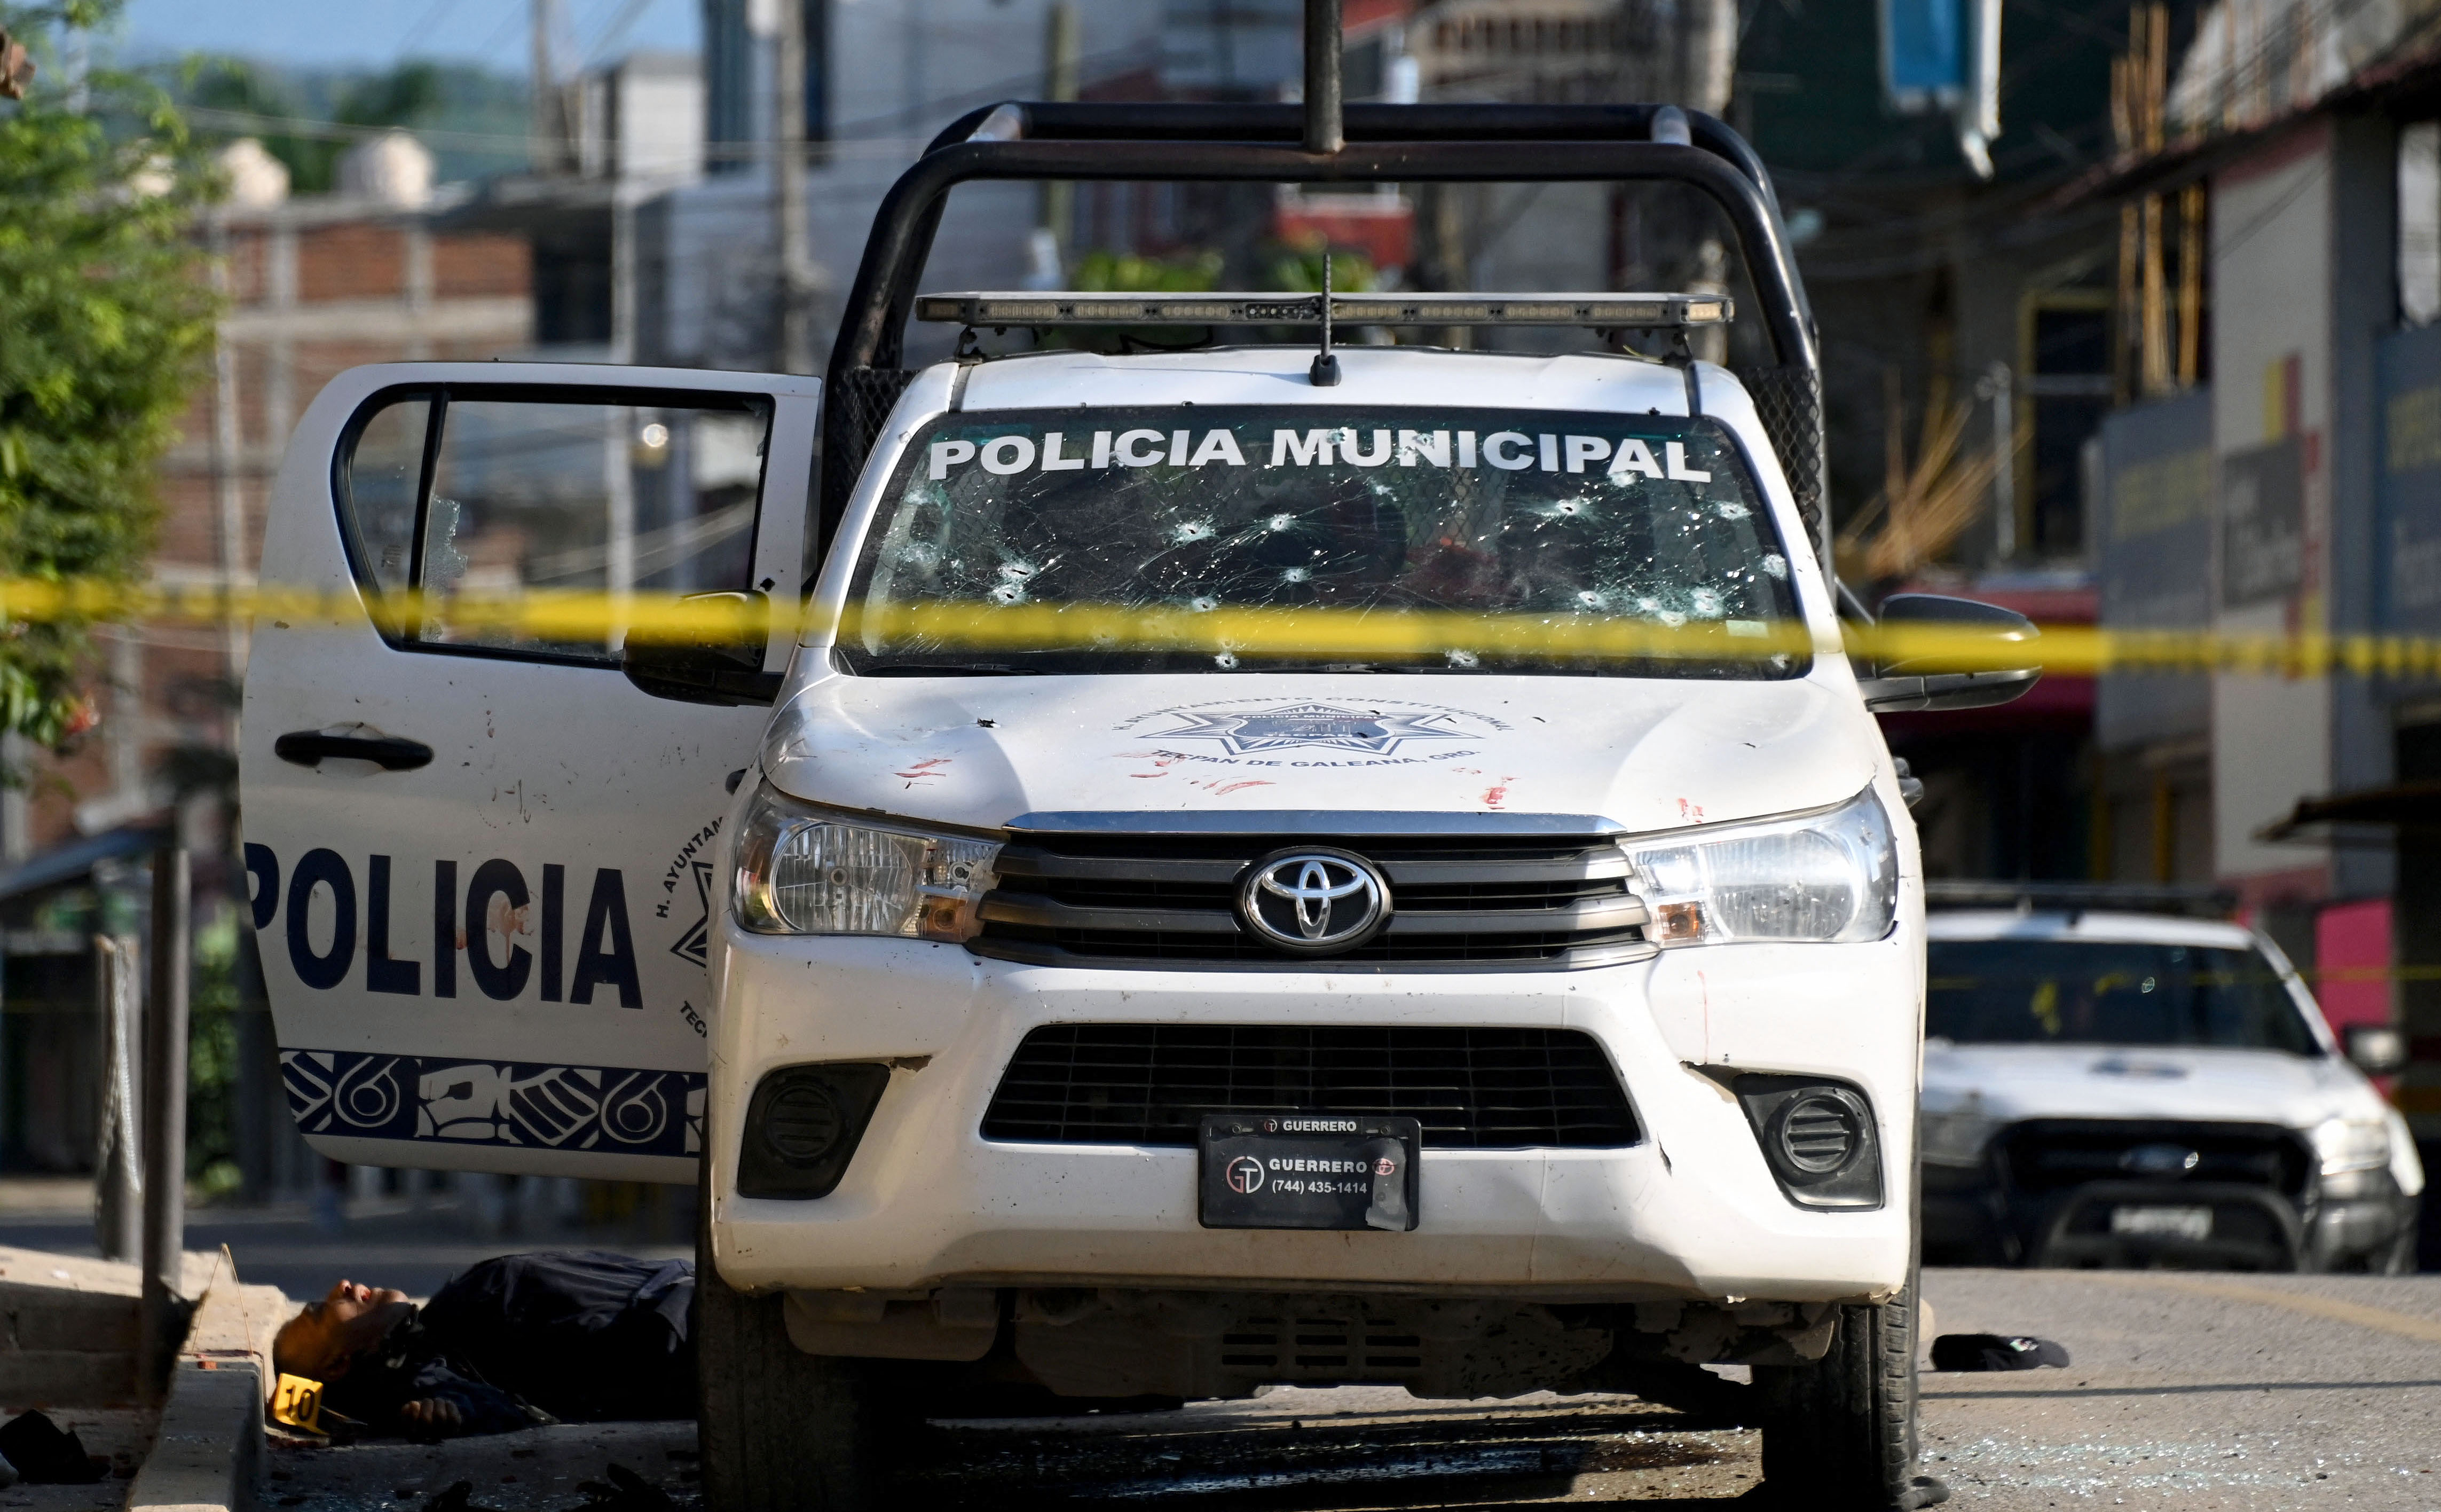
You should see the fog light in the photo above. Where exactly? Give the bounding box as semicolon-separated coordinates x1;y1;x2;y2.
1776;1092;1861;1174
738;1063;891;1200
1734;1075;1883;1209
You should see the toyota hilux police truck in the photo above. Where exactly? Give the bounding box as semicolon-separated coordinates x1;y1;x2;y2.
238;103;2036;1512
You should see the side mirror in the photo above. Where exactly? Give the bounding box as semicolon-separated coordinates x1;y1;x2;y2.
621;591;784;706
2344;1024;2408;1076
1855;594;2043;714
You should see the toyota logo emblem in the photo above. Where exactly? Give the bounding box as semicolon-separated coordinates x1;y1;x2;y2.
1237;848;1392;955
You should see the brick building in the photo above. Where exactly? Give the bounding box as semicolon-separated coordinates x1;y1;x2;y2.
0;138;535;1187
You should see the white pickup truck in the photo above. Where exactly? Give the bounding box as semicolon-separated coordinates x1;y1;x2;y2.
1920;887;2422;1272
238;103;2037;1511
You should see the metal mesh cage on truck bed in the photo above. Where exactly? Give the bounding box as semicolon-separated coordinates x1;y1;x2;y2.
821;366;917;537
1734;364;1826;553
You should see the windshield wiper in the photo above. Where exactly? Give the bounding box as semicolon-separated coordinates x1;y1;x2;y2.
854;663;1048;677
1229;660;1466;674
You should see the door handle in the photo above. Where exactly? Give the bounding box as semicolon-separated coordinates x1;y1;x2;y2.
274;730;435;771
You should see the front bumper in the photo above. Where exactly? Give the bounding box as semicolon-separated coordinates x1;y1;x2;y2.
1924;1152;2419;1270
707;928;1919;1302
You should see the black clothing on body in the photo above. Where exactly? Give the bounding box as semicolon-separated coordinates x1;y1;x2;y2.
320;1310;537;1437
324;1250;696;1437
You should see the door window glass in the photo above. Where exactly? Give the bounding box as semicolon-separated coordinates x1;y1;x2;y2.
346;398;429;589
338;391;771;665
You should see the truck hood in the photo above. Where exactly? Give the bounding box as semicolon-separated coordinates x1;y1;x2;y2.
758;670;1876;834
1921;1041;2384;1131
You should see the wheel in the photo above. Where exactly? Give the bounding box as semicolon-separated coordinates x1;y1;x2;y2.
1755;1269;1948;1510
2379;1199;2422;1275
697;1181;893;1509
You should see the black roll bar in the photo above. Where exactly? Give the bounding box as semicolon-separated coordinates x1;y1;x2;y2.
833;139;1809;376
821;104;1824;560
916;103;1793;229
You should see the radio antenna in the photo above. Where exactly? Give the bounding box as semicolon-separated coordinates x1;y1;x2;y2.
1310;249;1341;387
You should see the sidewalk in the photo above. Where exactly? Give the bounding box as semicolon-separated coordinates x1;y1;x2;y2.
0;1243;273;1512
0;1190;692;1300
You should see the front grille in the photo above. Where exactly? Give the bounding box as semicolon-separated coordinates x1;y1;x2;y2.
979;1023;1641;1148
1996;1120;2313;1200
973;827;1652;971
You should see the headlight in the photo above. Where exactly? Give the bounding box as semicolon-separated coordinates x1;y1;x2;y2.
1620;786;1898;946
1919;1106;2002;1168
2312;1115;2391;1176
732;782;1001;940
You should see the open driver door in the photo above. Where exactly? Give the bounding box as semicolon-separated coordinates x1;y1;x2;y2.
239;363;817;1182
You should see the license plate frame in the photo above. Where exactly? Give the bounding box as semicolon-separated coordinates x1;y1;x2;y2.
1198;1113;1421;1232
2109;1203;2212;1241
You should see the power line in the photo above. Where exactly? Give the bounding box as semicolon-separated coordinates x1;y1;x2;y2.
183;104;534;153
396;0;465;59
178;35;1165;160
474;4;527;67
582;0;659;64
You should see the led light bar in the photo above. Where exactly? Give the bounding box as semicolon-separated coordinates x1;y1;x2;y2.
914;291;1734;329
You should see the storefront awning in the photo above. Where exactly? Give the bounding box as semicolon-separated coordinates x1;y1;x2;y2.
0;824;170;906
2259;781;2441;842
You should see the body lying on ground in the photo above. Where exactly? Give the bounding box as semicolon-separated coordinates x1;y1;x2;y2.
272;1250;696;1436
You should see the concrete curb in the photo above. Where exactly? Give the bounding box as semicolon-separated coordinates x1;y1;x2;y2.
0;1245;216;1404
125;1248;286;1512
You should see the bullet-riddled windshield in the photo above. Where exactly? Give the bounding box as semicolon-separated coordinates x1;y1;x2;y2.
839;405;1803;676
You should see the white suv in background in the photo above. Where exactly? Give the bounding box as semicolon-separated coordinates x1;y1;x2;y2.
1922;887;2422;1273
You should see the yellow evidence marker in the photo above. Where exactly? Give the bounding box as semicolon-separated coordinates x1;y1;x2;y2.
269;1373;324;1435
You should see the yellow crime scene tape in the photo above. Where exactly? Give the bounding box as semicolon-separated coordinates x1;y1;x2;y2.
13;577;2441;678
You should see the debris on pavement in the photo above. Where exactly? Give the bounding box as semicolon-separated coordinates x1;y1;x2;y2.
1930;1333;2072;1372
418;1479;506;1512
568;1463;678;1510
0;1408;103;1483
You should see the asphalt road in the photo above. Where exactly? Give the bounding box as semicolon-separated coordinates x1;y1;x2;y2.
1922;1267;2441;1508
248;1265;2441;1511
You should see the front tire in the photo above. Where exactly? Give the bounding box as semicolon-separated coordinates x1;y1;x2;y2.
698;1191;893;1509
2379;1203;2422;1274
1755;1272;1947;1510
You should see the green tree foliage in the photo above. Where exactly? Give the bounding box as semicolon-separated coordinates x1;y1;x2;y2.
0;4;218;757
1072;247;1224;293
1265;245;1379;295
184;907;245;1196
188;58;445;194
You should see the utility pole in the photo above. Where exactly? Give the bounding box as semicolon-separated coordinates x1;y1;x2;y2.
208;218;247;684
1978;361;2017;561
1037;2;1080;267
529;0;562;176
775;0;817;375
92;935;140;1263
138;846;190;1401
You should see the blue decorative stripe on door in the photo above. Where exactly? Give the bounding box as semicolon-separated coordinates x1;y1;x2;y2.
281;1049;704;1157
